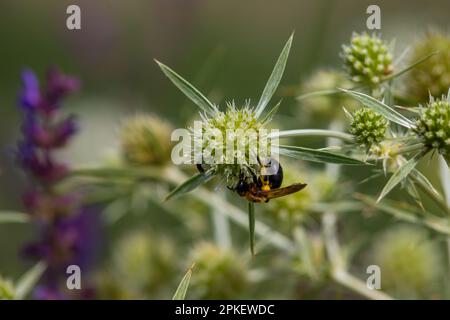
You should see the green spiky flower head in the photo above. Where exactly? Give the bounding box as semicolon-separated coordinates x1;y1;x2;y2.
189;242;249;299
341;32;393;85
349;107;388;148
193;102;270;188
120;114;173;166
416;96;450;155
371;226;442;298
405;31;450;102
113;231;176;292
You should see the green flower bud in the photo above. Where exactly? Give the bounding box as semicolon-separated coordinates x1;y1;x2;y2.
0;276;15;300
120;114;173;166
341;33;393;85
405;31;450;102
416;97;450;155
189;243;249;299
298;69;358;121
349;107;388;148
371;226;442;298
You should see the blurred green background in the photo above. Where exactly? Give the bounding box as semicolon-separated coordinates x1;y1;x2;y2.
1;0;450;298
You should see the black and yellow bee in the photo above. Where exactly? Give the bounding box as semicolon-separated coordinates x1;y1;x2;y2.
197;158;307;203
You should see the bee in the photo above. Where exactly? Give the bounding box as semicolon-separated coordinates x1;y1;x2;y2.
197;158;307;203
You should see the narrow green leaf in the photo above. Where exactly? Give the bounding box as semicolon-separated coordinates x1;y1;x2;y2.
383;52;437;81
393;105;420;114
278;145;367;165
261;100;282;125
15;261;46;300
270;129;354;142
71;167;162;180
377;155;421;202
356;194;450;235
296;89;342;101
155;60;217;116
165;172;213;201
0;212;29;224
410;168;441;199
341;89;415;128
255;33;293;118
172;264;194;300
248;201;255;256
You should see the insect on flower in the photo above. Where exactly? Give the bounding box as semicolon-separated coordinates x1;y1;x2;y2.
198;157;307;203
156;32;366;254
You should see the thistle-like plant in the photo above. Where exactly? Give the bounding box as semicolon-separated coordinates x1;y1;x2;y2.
155;33;366;254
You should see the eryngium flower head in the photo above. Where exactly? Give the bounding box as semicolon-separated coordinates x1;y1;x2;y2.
349;107;388;148
121;114;173;166
341;33;393;85
372;226;442;298
405;31;450;102
112;231;176;292
193;102;268;188
416;97;450;155
298;69;358;120
189;243;249;299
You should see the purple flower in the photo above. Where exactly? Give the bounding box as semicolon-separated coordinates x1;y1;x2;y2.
19;69;41;111
16;141;69;183
19;68;79;115
34;285;65;300
43;68;80;114
15;68;100;300
22;115;78;148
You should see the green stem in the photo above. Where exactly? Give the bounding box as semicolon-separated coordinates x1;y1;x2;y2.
393;143;425;156
248;202;255;256
270;129;354;143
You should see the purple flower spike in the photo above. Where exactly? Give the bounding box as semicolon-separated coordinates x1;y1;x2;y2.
19;69;41;110
45;68;80;112
54;115;78;147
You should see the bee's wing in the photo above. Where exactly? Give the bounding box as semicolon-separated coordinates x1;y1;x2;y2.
257;183;307;200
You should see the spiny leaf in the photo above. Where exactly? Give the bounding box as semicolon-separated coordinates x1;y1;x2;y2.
278;145;367;165
0;212;29;224
356;193;450;235
155;60;217;116
270;129;354;142
15;261;46;300
165;172;213;201
341;89;415;128
261;100;282;125
255;33;293;118
410;168;441;199
296;88;342;101
172;264;194;300
377;155;421;203
248;201;255;256
383;52;438;81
